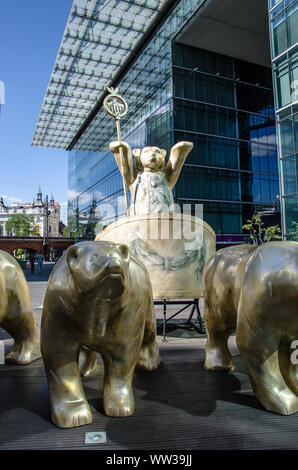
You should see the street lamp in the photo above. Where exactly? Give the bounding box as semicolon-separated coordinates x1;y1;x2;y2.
43;195;50;258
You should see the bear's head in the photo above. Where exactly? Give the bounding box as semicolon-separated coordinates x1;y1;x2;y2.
133;146;166;172
66;241;131;298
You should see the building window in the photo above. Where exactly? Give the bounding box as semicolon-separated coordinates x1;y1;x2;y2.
272;12;287;57
270;2;298;58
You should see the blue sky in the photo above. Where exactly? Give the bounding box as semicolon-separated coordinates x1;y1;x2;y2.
0;0;73;223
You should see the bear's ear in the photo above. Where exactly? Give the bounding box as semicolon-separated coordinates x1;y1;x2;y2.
66;245;89;292
66;244;94;292
118;243;131;265
132;148;143;171
66;245;80;271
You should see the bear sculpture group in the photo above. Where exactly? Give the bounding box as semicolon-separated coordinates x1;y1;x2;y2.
1;240;297;428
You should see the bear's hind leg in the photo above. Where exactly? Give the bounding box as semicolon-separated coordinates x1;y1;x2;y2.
237;326;298;416
3;270;40;364
278;337;298;397
204;303;235;371
41;330;92;428
137;330;160;371
3;308;40;365
137;306;160;371
79;346;98;377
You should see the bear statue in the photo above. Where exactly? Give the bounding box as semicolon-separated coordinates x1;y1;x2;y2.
0;249;40;364
41;241;160;428
109;140;193;215
203;241;298;415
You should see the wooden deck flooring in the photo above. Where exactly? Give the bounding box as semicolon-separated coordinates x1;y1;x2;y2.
0;334;298;450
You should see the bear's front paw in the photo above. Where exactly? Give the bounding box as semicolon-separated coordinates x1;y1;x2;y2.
52;401;93;428
104;384;135;417
257;388;298;416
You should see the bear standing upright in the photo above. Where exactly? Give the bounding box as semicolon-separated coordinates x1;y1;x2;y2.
109;140;193;215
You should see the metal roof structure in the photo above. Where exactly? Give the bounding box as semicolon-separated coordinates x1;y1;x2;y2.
31;0;169;149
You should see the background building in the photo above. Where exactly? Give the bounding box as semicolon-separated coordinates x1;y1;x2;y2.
268;0;298;240
32;0;296;245
0;187;61;237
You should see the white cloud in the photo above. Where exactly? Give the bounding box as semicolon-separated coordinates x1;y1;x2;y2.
7;197;22;203
251;133;276;147
67;189;79;200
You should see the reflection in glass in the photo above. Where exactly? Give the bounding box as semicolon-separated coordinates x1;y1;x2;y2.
282;155;297;195
279;116;294;155
272;12;287;57
284;196;298;238
276;60;291;107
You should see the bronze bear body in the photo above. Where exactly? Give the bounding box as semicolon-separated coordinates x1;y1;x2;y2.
0;249;40;364
41;241;160;428
203;242;298;415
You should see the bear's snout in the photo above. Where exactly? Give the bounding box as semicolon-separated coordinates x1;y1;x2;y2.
93;255;125;284
96;258;126;299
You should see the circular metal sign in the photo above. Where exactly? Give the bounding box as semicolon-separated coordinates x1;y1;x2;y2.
103;90;128;120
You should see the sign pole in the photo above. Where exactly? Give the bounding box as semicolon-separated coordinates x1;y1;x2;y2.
104;87;129;217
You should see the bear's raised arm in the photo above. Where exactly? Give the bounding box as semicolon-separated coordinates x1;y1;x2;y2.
109;141;137;187
165;141;193;188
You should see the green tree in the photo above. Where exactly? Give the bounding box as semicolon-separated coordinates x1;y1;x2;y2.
15;248;24;258
62;226;75;238
62;226;69;237
242;213;282;244
5;214;35;237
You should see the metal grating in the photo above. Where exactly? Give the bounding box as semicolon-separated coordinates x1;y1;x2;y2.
31;0;168;149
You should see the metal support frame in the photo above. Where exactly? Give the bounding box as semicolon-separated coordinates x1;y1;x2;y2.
154;298;205;342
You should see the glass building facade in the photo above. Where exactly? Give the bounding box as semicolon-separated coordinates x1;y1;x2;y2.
172;43;279;238
269;0;298;240
67;0;279;245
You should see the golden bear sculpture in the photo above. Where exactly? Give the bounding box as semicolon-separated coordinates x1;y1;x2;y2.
203;241;298;416
0;249;40;364
109;140;193;215
41;241;160;428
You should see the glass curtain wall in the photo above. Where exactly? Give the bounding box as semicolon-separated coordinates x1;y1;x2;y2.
67;0;280;244
172;43;279;238
67;0;204;232
269;0;298;240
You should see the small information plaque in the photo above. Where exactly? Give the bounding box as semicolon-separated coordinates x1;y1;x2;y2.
85;432;107;445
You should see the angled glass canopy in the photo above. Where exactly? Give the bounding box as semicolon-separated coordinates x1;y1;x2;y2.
31;0;167;149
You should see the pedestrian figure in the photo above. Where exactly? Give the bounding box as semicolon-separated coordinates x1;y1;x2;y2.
29;255;35;274
36;252;44;272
